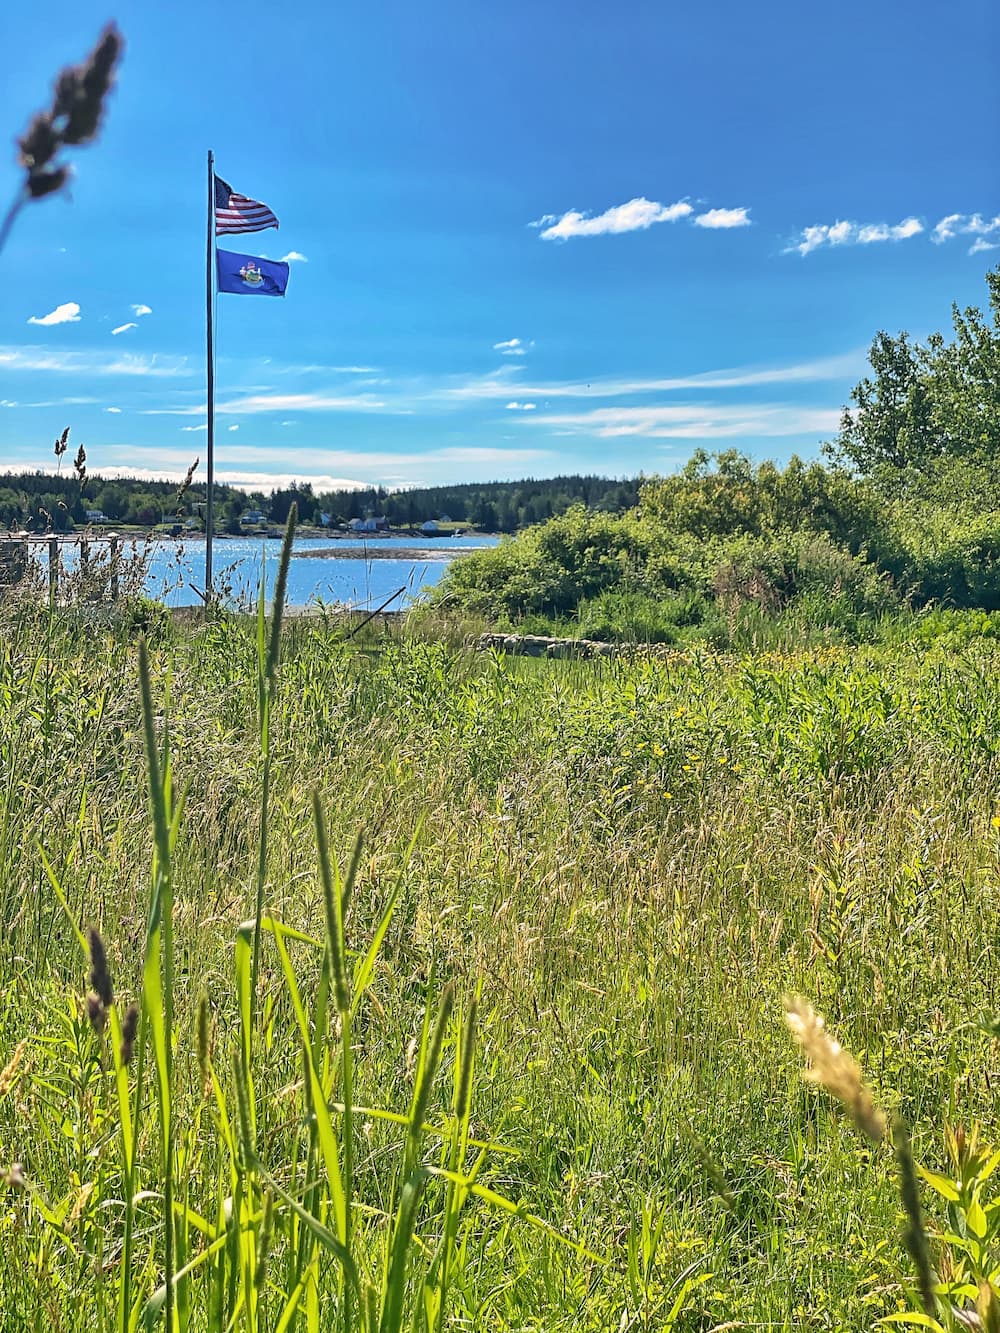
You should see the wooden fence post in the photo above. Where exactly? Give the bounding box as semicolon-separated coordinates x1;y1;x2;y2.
48;536;59;604
110;536;119;601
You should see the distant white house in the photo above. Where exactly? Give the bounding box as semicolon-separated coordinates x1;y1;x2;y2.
318;511;332;527
240;510;267;526
349;516;389;533
420;519;439;535
84;509;108;523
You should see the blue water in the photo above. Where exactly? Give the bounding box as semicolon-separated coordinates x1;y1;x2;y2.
34;535;500;609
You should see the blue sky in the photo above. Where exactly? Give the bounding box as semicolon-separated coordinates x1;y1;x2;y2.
1;0;997;492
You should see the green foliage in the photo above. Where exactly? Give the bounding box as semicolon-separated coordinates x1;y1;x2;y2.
435;478;898;638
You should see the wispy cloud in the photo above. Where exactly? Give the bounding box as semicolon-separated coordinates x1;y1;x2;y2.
0;346;190;377
430;351;864;405
228;424;239;431
272;364;381;375
182;424;208;432
11;443;559;491
536;402;841;440
145;390;388;417
111;322;137;336
215;391;387;415
131;304;152;317
494;338;526;356
28;302;81;326
0;395;97;408
932;212;1000;254
279;251;308;263
105;407;121;414
694;207;751;229
785;217;923;256
505;401;537;411
532;197;694;240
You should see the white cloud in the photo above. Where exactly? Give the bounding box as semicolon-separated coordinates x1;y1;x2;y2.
281;420;296;426
182;424;208;432
105;407;121;414
932;212;1000;253
534;197;693;240
537;402;842;440
494;338;525;356
27;302;81;326
694;207;751;229
228;424;240;431
786;217;924;256
505;401;537;411
131;304;152;317
111;322;137;336
279;251;308;263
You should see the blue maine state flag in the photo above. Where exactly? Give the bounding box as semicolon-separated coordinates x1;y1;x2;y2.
217;249;289;297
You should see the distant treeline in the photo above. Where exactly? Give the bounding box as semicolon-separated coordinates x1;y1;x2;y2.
0;467;641;533
312;475;641;531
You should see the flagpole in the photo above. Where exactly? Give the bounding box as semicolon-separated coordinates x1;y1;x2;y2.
205;148;216;598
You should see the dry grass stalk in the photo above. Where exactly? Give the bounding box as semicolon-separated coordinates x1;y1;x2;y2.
196;990;212;1100
783;994;887;1142
0;1040;27;1097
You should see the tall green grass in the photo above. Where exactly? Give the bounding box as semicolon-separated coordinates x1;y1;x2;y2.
3;553;1000;1325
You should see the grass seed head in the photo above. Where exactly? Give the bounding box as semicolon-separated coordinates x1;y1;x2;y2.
119;1003;139;1065
85;991;106;1034
86;928;113;1009
783;994;887;1143
16;23;124;208
3;1164;25;1191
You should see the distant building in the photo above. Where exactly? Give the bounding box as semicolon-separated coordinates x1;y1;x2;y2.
420;520;440;535
349;516;389;533
240;510;267;526
318;511;332;527
84;509;108;523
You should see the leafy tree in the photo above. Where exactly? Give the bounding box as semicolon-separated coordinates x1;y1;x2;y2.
270;483;314;524
831;267;1000;495
832;331;937;483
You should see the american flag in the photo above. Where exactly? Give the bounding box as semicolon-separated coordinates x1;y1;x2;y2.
214;176;279;236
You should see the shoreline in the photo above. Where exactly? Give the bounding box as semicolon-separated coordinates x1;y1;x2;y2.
1;528;495;544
